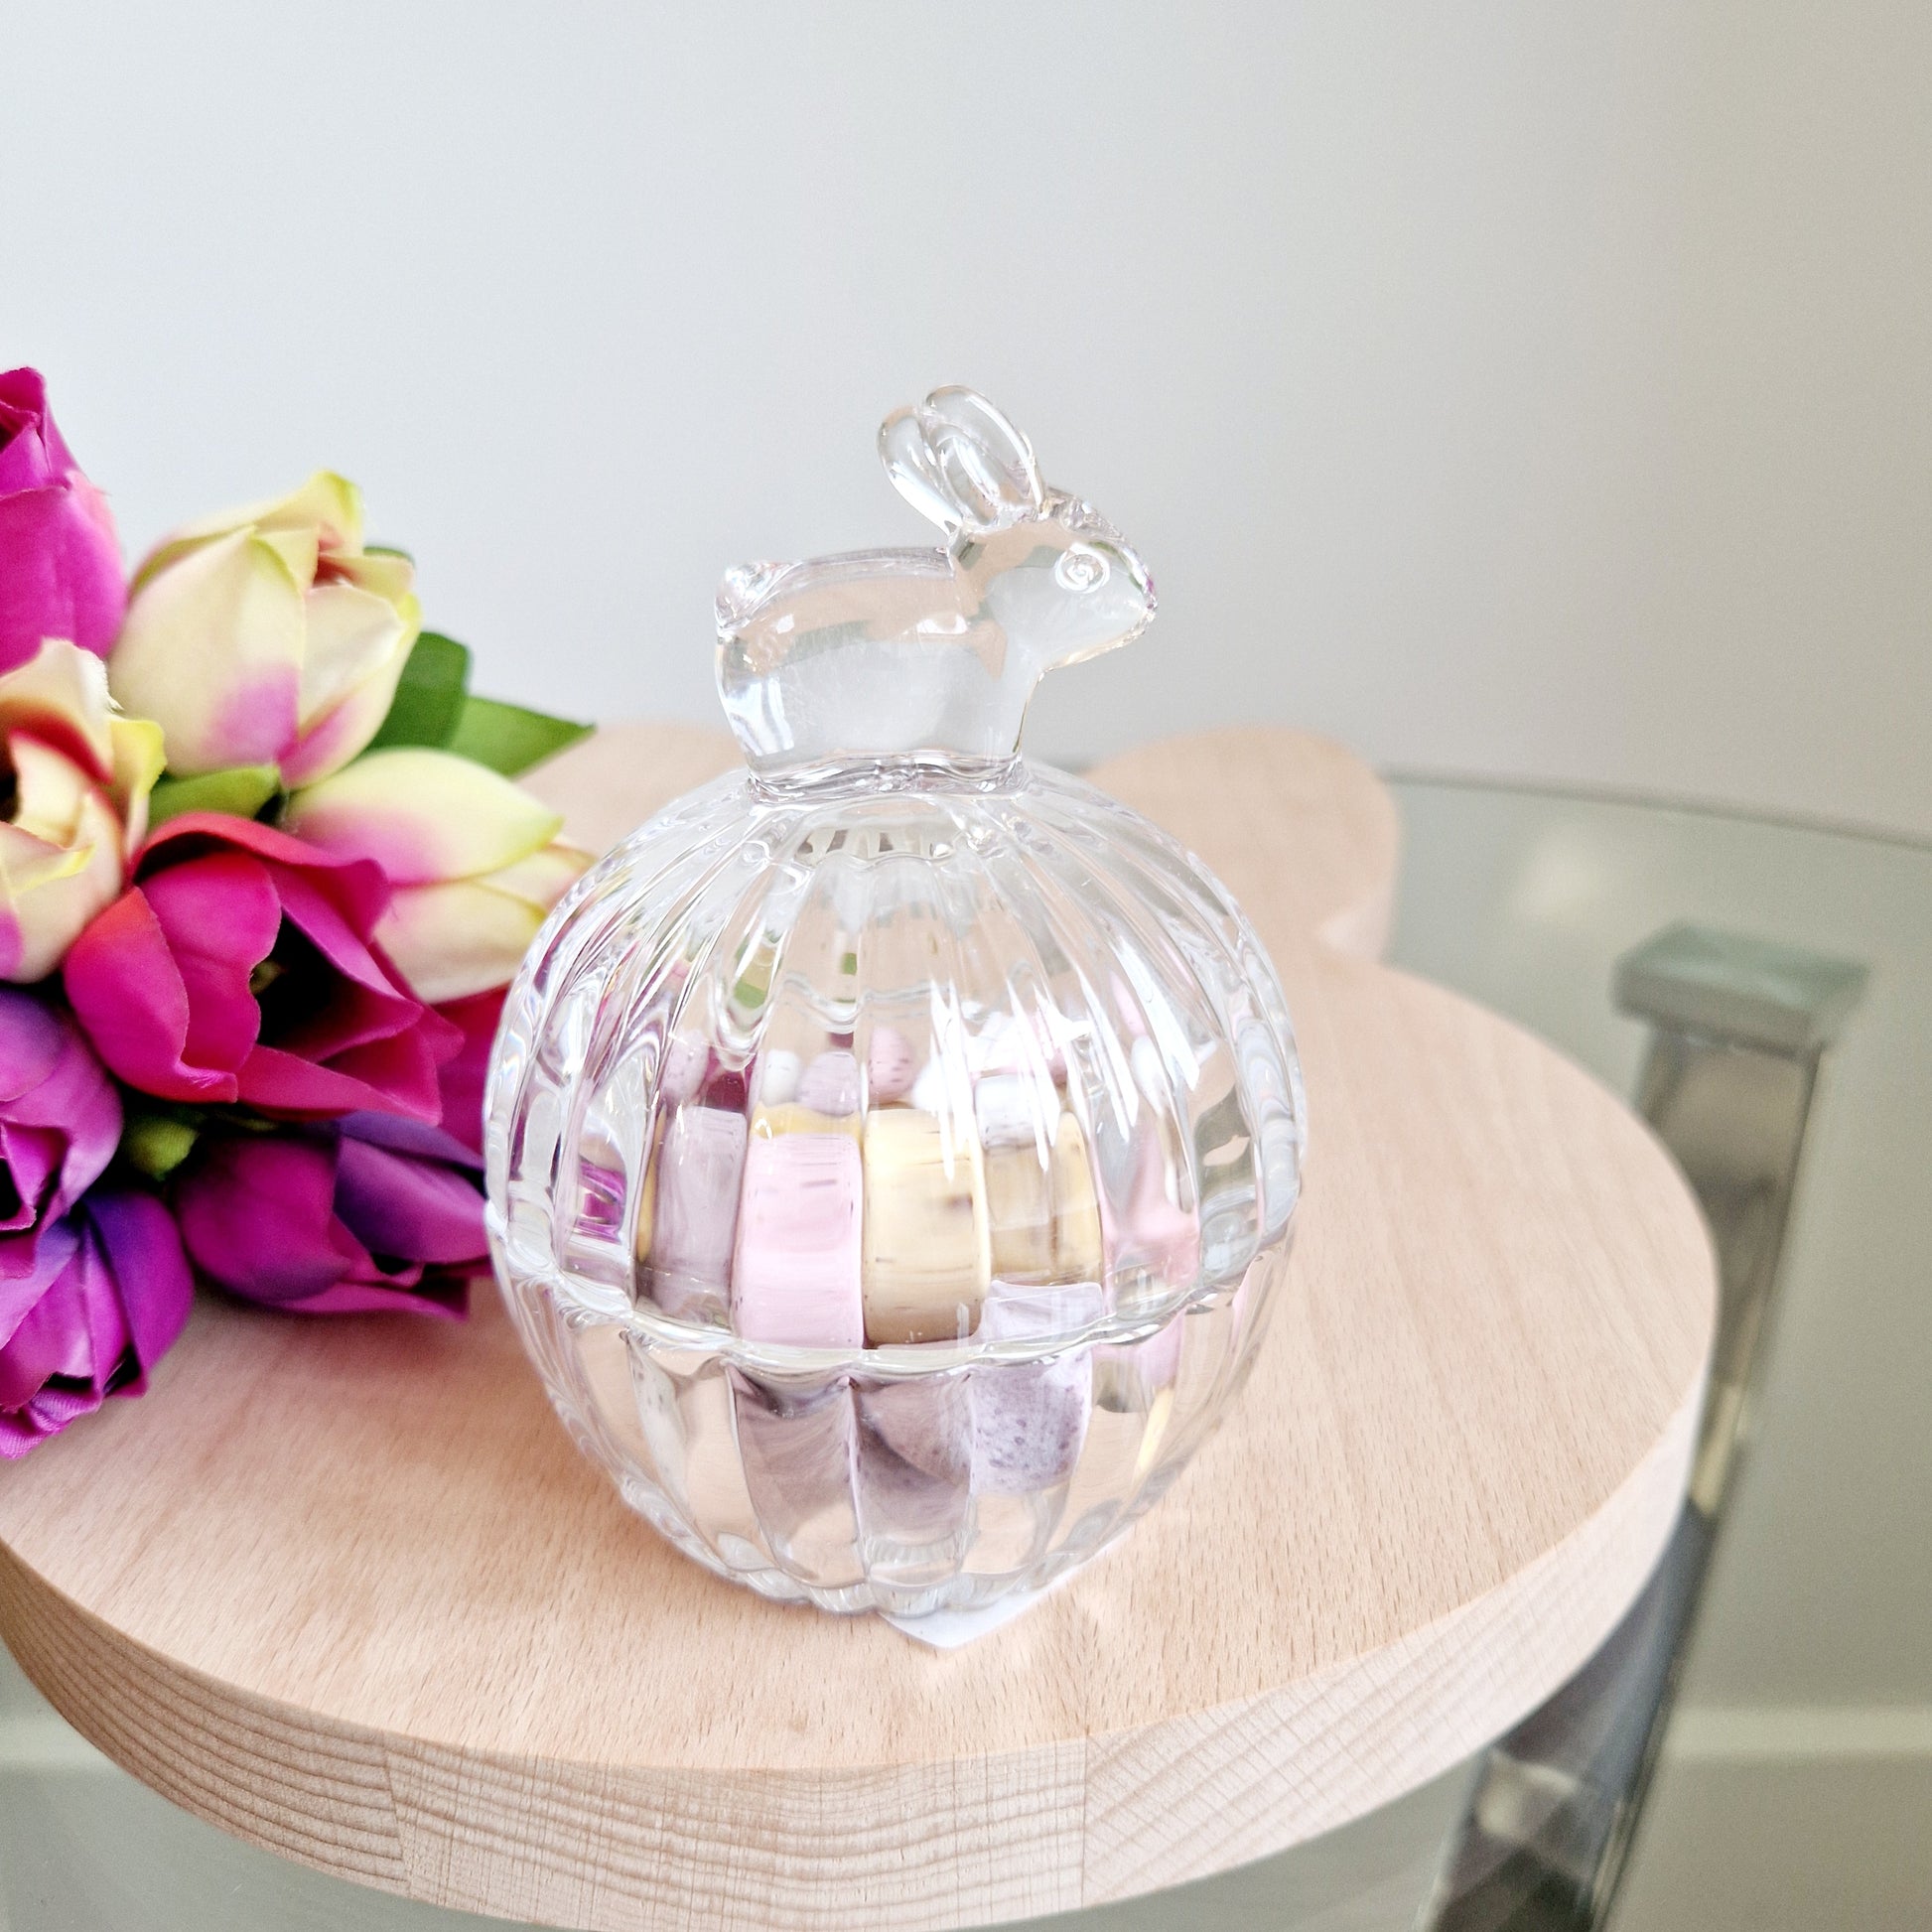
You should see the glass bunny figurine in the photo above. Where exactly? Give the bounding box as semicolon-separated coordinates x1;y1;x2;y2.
487;387;1306;1619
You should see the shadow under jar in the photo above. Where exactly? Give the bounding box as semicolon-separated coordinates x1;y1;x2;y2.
486;387;1306;1619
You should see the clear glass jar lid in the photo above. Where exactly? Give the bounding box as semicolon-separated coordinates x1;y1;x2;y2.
492;389;1303;1367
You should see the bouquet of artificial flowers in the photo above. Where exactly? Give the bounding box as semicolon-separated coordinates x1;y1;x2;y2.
0;367;590;1457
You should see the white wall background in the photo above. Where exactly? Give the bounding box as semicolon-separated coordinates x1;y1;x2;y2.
4;3;1927;836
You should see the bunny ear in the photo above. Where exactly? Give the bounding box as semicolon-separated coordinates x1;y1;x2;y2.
879;409;964;533
878;387;1045;536
921;388;1044;519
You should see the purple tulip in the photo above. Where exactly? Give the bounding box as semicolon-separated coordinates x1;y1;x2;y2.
0;1188;194;1459
174;1112;485;1317
0;369;126;672
0;987;120;1282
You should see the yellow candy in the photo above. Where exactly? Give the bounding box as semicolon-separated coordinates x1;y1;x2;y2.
751;1102;862;1142
633;1111;669;1261
861;1110;989;1344
986;1143;1053;1283
1051;1115;1103;1281
985;1115;1103;1286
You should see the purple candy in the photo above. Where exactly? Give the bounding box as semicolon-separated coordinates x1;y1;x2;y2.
647;1106;747;1315
731;1369;862;1587
796;1047;861;1118
968;1281;1104;1495
658;1034;710;1105
971;1354;1092;1495
855;1370;974;1547
862;1370;972;1486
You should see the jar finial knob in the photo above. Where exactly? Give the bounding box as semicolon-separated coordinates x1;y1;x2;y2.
715;387;1156;776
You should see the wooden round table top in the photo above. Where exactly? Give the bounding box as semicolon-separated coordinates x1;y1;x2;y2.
0;724;1713;1932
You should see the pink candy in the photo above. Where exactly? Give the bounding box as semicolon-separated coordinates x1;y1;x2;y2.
658;1034;710;1105
864;1026;918;1103
1097;1126;1201;1290
731;1135;864;1348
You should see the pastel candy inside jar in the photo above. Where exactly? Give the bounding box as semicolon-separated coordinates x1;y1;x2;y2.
629;963;1218;1570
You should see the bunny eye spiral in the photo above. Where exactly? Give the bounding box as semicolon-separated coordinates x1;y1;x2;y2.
1054;544;1110;594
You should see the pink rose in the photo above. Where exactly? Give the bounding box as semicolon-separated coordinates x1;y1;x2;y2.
0;988;121;1282
0;369;126;672
174;1113;484;1316
64;812;460;1122
0;1187;194;1458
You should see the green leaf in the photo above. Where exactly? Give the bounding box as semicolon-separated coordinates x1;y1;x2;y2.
366;630;473;752
123;1114;199;1180
147;765;282;827
363;542;416;562
444;695;593;777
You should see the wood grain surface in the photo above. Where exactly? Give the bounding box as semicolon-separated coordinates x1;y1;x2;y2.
0;723;1714;1930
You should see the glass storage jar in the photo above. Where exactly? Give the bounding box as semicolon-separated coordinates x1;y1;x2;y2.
486;389;1305;1618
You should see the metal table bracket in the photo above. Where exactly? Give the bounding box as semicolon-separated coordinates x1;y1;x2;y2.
1417;923;1868;1932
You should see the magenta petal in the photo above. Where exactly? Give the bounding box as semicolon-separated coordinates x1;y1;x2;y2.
63;1228;133;1389
66;890;237;1104
0;1220;81;1365
0;483;125;670
142;854;277;1074
271;865;400;999
0;988;64;1101
340;1108;482;1171
0;383;55;490
139;814;391;935
326;1027;451;1118
0;1233;119;1414
292;1275;468;1318
266;965;415;1064
431;990;501;1156
84;1188;193;1380
0;1380;104;1458
0;1124;57;1226
175;1135;356;1304
0;991;120;1285
334;1136;485;1267
235;1040;439;1123
0;371;70;481
10;1030;120;1217
0;1310;78;1406
0;1125;62;1233
0;369;126;667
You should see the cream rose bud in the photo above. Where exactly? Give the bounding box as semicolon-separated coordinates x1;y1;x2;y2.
0;640;165;981
283;749;591;1003
108;472;420;788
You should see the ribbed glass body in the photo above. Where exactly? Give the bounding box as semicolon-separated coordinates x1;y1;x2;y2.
486;758;1305;1616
